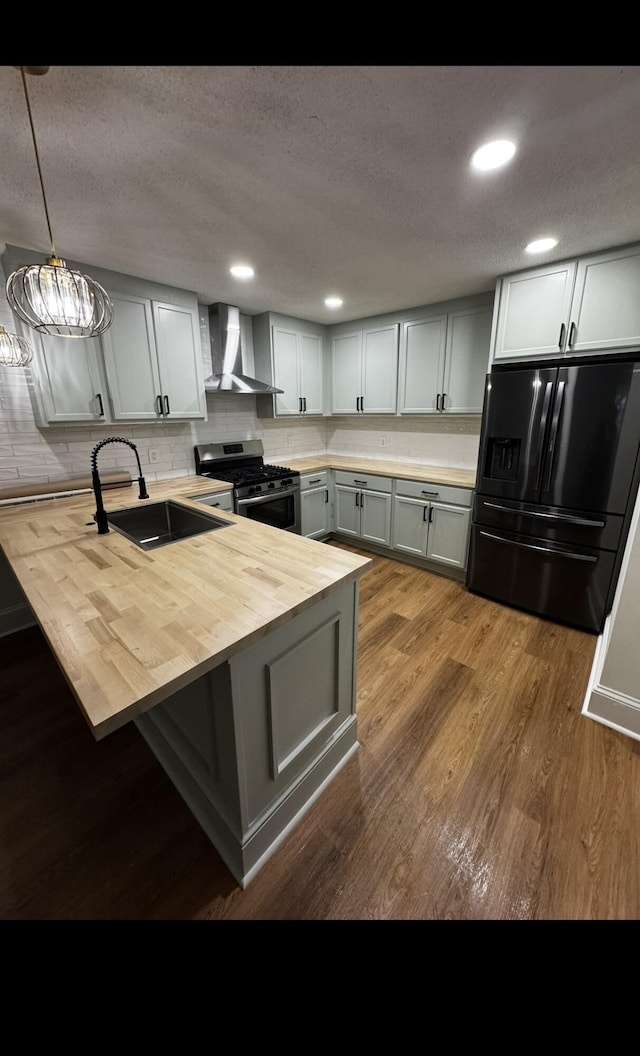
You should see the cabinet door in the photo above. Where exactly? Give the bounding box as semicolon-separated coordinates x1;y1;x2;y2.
492;262;577;361
331;332;362;414
362;324;398;413
299;333;323;415
360;490;392;546
301;487;330;538
102;292;162;420
35;333;110;423
272;327;301;415
392;495;428;556
152;301;206;420
334;484;361;536
399;315;447;414
569;246;640;354
426;503;471;570
443;306;492;413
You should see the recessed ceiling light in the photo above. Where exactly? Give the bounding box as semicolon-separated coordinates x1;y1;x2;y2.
325;296;343;309
230;264;255;279
525;237;559;254
470;139;516;172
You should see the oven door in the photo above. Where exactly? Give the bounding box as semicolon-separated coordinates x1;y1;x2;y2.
235;485;301;533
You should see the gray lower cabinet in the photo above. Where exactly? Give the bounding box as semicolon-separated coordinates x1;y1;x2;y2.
189;489;234;513
392;479;473;573
334;472;392;546
134;580;360;888
300;471;331;538
0;546;35;637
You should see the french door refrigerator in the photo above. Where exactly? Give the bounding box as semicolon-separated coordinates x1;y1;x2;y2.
466;358;640;633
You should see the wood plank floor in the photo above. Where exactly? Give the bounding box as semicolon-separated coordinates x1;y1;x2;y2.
1;541;638;920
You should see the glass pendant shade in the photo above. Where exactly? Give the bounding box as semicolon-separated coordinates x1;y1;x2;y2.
0;326;33;366
6;257;113;338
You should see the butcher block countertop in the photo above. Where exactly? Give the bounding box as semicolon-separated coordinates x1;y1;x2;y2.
288;455;476;489
0;474;371;740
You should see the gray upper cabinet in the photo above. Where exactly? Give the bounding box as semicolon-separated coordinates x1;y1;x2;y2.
492;243;640;363
28;333;112;424
331;323;398;414
253;312;327;418
102;292;205;421
271;327;323;415
2;244;206;426
30;332;111;424
398;304;491;415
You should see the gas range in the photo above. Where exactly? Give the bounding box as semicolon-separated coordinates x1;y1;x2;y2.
194;440;301;532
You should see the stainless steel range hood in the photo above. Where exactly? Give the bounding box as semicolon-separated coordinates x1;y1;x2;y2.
204;303;283;395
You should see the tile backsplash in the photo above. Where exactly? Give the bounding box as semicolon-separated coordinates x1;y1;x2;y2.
0;292;480;494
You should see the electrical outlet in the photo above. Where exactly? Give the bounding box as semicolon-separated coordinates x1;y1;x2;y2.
148;448;159;464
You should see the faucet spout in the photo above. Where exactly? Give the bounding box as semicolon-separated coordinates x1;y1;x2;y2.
90;436;149;534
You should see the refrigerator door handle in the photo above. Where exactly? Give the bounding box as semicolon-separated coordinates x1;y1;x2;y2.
534;381;555;493
481;501;606;528
543;380;566;494
479;530;598;562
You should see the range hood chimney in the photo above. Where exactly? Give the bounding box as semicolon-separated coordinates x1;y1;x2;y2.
204;303;283;395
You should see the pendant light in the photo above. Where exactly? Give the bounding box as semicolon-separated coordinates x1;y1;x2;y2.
5;66;113;339
0;326;33;367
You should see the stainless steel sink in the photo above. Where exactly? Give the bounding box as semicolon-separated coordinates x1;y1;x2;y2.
106;500;232;551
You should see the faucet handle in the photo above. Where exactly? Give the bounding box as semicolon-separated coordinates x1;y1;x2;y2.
138;476;149;500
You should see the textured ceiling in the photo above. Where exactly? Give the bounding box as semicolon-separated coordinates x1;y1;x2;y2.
1;65;639;323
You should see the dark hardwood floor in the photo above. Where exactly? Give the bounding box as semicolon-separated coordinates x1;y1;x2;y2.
1;541;638;920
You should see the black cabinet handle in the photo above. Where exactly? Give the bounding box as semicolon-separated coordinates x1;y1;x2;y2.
156;395;163;415
354;479;367;486
436;393;441;411
421;489;439;497
355;493;359;507
568;322;576;348
360;492;365;507
164;395;170;415
309;478;322;485
303;396;307;412
429;505;434;523
356;396;361;412
360;395;364;413
558;323;566;350
299;397;302;413
96;393;104;416
441;392;447;411
423;504;429;522
324;489;329;503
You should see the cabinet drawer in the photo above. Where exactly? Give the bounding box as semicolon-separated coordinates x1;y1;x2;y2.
394;478;473;506
300;471;329;491
189;489;234;512
334;471;392;492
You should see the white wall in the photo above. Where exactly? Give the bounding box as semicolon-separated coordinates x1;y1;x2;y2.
0;282;480;495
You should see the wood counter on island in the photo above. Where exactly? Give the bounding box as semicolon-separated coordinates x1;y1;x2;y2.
0;475;371;887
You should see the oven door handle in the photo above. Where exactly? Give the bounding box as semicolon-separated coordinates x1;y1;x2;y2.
236;486;300;507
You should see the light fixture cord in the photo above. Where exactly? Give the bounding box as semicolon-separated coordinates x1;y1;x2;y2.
19;65;57;258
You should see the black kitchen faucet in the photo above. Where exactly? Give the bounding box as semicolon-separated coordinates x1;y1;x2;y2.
90;436;149;534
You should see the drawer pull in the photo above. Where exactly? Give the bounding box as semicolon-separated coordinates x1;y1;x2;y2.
421;490;439;497
309;478;322;485
354;479;367;486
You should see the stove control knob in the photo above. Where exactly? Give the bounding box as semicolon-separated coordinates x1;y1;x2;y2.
248;486;254;495
254;484;262;493
268;481;275;489
282;477;291;486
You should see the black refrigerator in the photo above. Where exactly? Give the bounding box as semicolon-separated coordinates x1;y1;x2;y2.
466;358;640;633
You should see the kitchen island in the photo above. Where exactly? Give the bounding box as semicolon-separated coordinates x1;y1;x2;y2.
0;475;371;886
